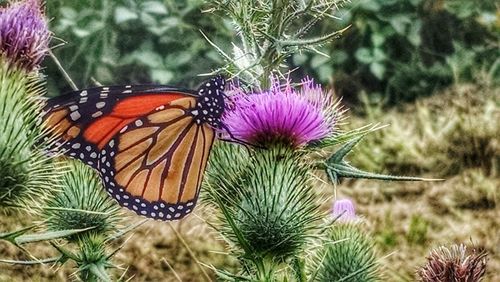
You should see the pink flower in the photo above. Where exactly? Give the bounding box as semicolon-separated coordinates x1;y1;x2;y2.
223;77;338;148
331;199;357;222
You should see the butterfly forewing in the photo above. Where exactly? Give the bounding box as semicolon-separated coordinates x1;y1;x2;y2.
42;86;197;168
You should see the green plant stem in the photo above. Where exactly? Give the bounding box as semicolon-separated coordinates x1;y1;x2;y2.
49;50;78;91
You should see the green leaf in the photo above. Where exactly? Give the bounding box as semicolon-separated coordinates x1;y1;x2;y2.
141;1;168;15
408;20;422;46
0;225;37;242
355;48;373;64
14;227;96;245
371;33;386;47
114;6;138;24
151;69;174;84
370;62;385;80
88;264;112;282
317;65;334;82
360;0;381;12
71;27;91;38
389;15;411;34
331;50;348;64
136;50;163;68
0;256;63;265
293;53;308;65
324;136;441;183
140;11;157;26
311;54;330;68
372;48;386;62
59;7;77;19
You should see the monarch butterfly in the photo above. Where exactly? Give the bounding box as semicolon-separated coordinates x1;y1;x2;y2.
42;76;226;220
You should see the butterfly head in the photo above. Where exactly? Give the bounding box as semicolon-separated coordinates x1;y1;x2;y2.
191;76;226;128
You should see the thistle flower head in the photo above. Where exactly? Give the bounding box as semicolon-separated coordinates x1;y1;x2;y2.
418;244;488;282
0;0;50;71
331;198;357;222
223;77;338;148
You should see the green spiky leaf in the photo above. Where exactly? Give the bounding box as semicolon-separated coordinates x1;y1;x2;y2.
324;135;437;183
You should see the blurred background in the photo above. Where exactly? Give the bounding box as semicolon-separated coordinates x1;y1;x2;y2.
2;0;499;281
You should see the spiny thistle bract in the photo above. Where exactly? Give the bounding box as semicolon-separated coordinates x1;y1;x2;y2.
75;234;114;282
235;147;318;260
0;58;57;210
207;0;349;85
209;146;319;274
203;142;251;206
0;0;57;211
42;160;123;241
417;244;488;282
314;224;380;282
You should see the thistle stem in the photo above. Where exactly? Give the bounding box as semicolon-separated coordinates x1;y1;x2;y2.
49;50;78;91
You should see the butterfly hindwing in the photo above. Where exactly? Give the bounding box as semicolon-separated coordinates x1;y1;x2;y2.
98;99;215;219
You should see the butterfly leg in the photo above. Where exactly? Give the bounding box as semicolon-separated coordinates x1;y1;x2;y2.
218;123;266;150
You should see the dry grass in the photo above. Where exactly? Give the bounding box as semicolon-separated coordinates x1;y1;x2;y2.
0;83;498;281
0;205;237;281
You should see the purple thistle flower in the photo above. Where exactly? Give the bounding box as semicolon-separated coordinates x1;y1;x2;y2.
331;199;357;222
0;0;50;71
223;77;338;148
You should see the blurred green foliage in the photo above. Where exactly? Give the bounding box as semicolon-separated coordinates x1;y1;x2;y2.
44;0;498;102
45;0;232;94
292;0;498;103
406;214;428;245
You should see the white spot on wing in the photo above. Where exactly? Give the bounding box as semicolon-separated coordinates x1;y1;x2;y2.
70;111;81;121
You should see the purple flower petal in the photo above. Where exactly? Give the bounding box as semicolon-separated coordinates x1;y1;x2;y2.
332;199;357;222
0;0;50;71
223;77;338;147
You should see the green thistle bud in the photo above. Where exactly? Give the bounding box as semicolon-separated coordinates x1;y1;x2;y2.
314;224;380;282
217;146;319;263
42;160;123;241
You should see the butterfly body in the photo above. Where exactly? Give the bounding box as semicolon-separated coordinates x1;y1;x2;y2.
42;76;225;220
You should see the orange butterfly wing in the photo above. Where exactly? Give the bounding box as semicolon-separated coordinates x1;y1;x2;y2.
42;76;226;220
99;97;215;219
